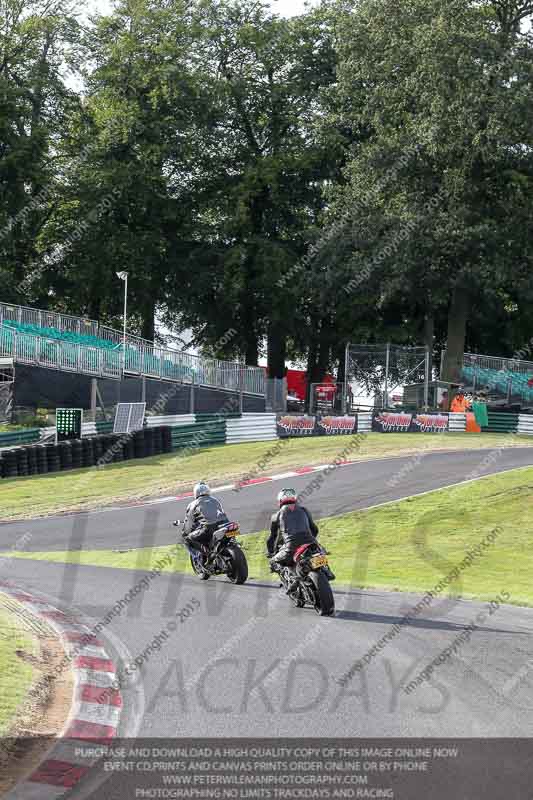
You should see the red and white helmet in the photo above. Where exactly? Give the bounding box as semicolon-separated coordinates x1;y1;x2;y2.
277;487;297;506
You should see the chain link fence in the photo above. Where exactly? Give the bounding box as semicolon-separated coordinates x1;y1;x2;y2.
344;343;430;411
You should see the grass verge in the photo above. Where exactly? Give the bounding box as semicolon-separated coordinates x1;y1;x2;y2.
0;601;36;735
0;432;531;521
6;466;533;607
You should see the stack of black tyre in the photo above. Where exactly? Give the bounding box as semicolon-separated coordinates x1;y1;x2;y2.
123;436;135;461
27;446;38;476
93;436;104;464
112;435;124;463
0;426;174;479
144;428;154;458
58;441;73;471
82;437;94;468
152;427;163;455
46;443;60;473
161;426;173;453
36;445;48;474
16;448;29;477
133;430;145;459
33;444;48;475
71;438;83;469
1;449;18;479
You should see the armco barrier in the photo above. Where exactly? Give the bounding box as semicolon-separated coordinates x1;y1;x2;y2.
481;411;519;434
171;420;226;451
95;420;113;434
357;412;373;433
40;420;113;439
40;413;235;441
226;413;277;444
448;413;466;432
195;412;241;423
0;427;41;448
146;414;195;428
518;414;533;435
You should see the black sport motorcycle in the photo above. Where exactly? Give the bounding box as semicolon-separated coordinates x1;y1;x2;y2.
173;519;248;584
278;542;335;616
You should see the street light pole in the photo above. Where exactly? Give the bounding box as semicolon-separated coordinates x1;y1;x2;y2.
116;271;128;374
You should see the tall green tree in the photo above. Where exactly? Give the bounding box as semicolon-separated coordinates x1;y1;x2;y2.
166;0;340;372
332;0;533;381
41;0;205;338
0;0;78;303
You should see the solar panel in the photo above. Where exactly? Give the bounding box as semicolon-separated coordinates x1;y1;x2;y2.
113;403;131;434
113;402;146;433
128;403;146;432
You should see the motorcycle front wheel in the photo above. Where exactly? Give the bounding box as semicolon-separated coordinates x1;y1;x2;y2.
290;584;305;608
190;553;210;580
308;570;335;616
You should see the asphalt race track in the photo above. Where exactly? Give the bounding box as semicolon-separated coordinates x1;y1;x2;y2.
2;446;533;552
1;446;533;740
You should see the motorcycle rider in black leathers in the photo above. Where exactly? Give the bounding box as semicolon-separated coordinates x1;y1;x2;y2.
183;482;229;558
267;488;334;580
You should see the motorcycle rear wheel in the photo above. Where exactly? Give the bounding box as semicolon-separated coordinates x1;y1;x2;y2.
225;546;248;585
309;570;335;616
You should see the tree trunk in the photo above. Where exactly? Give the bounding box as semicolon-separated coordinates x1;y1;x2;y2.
334;341;347;384
141;299;156;341
267;324;286;379
88;295;101;321
305;317;332;410
423;311;434;378
241;245;259;366
305;331;319;411
314;321;331;384
442;283;469;383
244;335;258;366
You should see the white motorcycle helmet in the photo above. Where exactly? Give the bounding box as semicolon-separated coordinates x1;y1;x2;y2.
193;481;211;499
277;487;297;506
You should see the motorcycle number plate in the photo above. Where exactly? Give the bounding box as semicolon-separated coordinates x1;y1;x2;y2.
225;530;237;537
311;554;328;568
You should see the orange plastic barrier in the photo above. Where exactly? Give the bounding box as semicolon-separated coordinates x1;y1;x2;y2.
466;412;481;433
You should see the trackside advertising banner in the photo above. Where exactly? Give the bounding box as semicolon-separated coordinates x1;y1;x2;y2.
277;414;358;437
412;413;449;433
277;412;448;436
315;415;358;435
277;414;317;437
372;412;449;433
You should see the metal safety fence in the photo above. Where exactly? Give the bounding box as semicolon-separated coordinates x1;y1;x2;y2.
447;350;533;407
0;326;121;378
0;306;265;395
0;301;100;338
